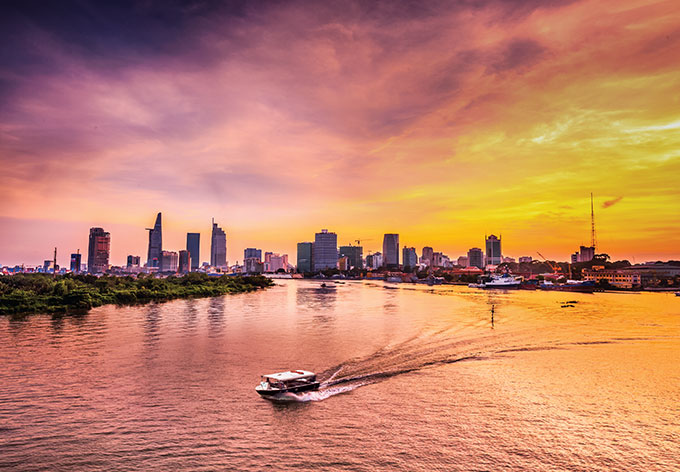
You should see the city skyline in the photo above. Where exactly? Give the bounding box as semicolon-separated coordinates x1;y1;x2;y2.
0;209;677;269
1;1;679;265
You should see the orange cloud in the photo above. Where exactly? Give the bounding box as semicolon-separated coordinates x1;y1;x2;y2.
602;197;623;209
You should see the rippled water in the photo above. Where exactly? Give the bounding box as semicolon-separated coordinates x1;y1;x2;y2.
1;281;679;471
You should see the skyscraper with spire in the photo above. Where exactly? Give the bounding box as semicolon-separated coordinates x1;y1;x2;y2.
210;218;227;268
146;212;162;268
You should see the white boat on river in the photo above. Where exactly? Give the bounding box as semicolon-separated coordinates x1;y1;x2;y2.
255;370;320;397
469;274;523;289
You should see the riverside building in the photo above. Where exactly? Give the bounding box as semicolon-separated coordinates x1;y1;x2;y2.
297;242;314;273
382;234;400;269
468;247;484;269
178;250;190;273
339;245;363;270
186;233;200;271
70;252;81;273
582;268;640;288
421;247;434;266
244;248;262;262
571;246;595;263
403;247;418;269
160;251;179;272
485;234;502;266
87;227;110;274
210;219;227;269
313;230;337;271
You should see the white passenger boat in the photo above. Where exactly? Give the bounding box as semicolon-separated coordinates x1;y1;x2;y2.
255;370;320;397
483;274;522;288
471;274;523;289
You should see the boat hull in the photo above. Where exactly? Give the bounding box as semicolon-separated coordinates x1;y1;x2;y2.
540;285;595;293
255;381;321;397
483;284;521;289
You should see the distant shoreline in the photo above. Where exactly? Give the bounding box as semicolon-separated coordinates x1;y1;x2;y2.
0;273;274;317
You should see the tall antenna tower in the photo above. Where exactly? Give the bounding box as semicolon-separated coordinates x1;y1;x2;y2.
590;192;597;250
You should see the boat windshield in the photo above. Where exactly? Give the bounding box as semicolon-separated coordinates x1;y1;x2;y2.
264;375;315;387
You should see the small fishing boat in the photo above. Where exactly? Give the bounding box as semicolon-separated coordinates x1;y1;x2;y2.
676;292;680;297
255;370;320;397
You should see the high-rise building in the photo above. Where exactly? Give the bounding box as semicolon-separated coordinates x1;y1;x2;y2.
468;247;484;269
402;247;418;268
127;255;141;267
382;234;400;268
43;260;53;272
243;248;263;274
186;233;200;271
364;252;384;270
297;242;314;273
244;248;262;262
178;250;190;273
571;246;595;263
457;256;468;267
70;252;81;273
160;250;178;272
210;219;227;268
421;246;434;266
339;245;363;270
579;245;595;262
485;234;502;266
313;230;338;271
146;213;162;268
88;227;110;274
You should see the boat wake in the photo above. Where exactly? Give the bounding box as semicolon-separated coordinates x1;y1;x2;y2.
263;318;652;403
266;384;364;402
269;329;500;402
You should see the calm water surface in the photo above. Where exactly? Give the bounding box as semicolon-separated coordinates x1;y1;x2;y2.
1;280;679;471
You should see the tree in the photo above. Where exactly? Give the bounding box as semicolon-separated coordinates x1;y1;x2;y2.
593;253;611;263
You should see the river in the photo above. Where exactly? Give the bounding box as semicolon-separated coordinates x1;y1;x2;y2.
1;280;678;471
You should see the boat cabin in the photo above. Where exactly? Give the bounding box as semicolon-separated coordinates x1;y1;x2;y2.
261;370;317;389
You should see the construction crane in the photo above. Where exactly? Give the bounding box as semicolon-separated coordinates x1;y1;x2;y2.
536;251;562;274
353;238;373;246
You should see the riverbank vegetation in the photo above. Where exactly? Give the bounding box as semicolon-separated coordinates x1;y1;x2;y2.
0;273;273;316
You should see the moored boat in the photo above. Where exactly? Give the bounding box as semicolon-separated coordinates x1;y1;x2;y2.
479;274;523;289
255;370;320;397
540;280;596;293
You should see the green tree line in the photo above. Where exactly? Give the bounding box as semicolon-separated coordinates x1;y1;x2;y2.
0;273;273;316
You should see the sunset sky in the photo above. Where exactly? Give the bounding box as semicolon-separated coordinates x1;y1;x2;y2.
1;0;679;266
